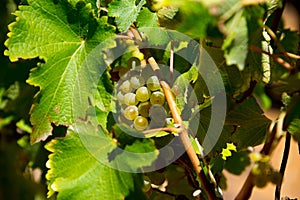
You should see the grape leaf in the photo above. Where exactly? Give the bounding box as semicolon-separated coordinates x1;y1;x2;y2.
172;66;198;113
222;9;248;71
108;0;145;32
161;0;213;38
226;97;271;149
4;0;115;143
224;151;250;175
45;122;151;200
136;8;171;46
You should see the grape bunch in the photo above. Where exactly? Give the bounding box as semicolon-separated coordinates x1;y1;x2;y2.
114;59;171;131
250;152;282;188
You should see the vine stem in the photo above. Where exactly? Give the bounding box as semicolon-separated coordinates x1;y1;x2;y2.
147;57;218;200
275;132;291;200
249;45;294;71
143;127;181;135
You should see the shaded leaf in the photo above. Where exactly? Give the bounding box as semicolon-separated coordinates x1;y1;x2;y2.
226;97;271;149
224;151;250;175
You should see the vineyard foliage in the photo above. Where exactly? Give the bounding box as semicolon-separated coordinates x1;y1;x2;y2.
1;0;299;199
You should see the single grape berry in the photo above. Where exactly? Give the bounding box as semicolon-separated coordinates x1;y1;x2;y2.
123;105;139;120
149;105;167;128
150;91;165;105
136;86;150;102
119;80;131;93
138;101;151;117
147;76;161;91
130;76;145;89
124;93;138;106
133;116;149;130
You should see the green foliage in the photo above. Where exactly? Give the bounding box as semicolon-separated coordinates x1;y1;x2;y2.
45;123;146;200
2;0;299;199
5;0;115;143
227;97;271;149
108;0;145;32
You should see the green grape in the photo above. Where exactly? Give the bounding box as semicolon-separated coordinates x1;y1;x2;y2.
251;163;261;175
269;171;282;185
136;86;150;102
124;93;138;106
147;76;161;91
149;105;167;128
123;105;138;120
253;175;268;188
138;101;151;117
150;91;165;105
116;91;124;104
133;116;149;130
119;80;131;93
130;76;145;89
250;152;262;162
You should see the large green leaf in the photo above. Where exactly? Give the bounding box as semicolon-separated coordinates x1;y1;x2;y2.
226;97;271;149
108;0;145;32
5;0;115;143
45;121;156;200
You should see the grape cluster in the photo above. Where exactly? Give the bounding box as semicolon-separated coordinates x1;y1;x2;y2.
250;152;282;188
115;63;170;131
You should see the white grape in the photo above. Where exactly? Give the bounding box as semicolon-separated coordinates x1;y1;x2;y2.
124;93;138;106
130;76;145;89
136;86;150;102
133;116;149;130
150;91;165;105
147;76;161;91
119;80;131;93
123;105;139;120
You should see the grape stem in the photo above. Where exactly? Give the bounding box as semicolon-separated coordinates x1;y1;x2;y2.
143;127;181;135
147;57;218;200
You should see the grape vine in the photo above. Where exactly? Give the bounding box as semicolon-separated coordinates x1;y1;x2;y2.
1;0;299;200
